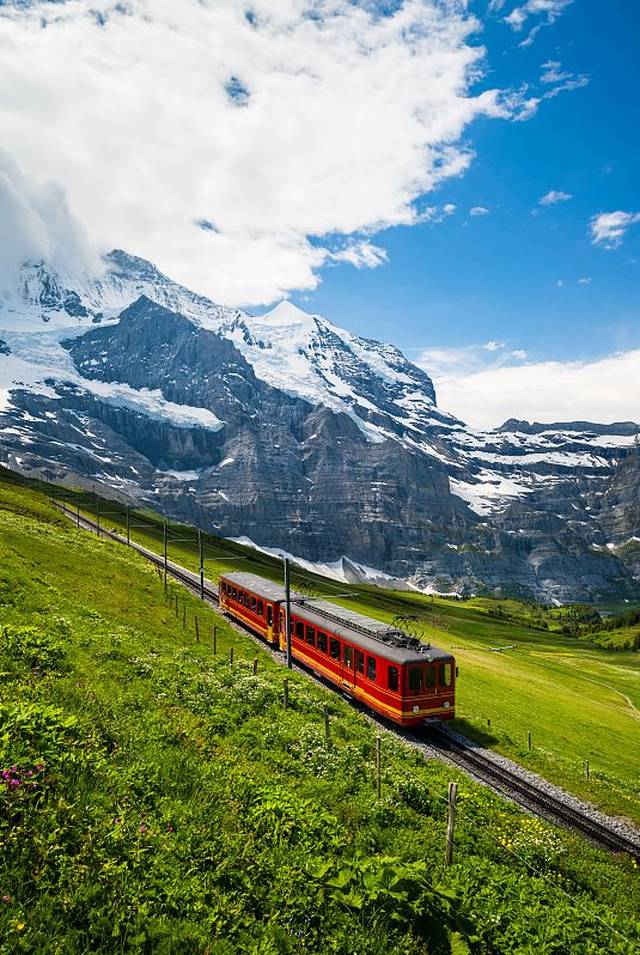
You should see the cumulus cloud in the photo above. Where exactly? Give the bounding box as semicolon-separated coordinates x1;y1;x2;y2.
421;348;640;430
470;205;489;216
539;189;572;206
0;0;514;306
590;211;640;249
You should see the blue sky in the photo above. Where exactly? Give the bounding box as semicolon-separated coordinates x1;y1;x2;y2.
298;0;639;369
1;0;638;426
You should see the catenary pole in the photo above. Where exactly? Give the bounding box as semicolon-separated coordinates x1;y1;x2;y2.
198;529;205;600
284;557;292;669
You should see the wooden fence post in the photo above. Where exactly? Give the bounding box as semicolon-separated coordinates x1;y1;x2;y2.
195;616;200;643
527;731;532;752
283;678;289;709
174;594;179;618
229;646;234;665
253;657;258;675
376;736;382;799
182;605;187;629
585;760;590;782
323;704;330;744
212;626;217;655
445;781;457;866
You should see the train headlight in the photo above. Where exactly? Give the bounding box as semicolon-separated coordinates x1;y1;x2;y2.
443;701;450;709
412;705;420;713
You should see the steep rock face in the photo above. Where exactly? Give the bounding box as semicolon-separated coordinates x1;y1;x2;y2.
0;251;638;601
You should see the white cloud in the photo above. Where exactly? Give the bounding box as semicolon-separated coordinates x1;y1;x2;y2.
495;58;587;122
504;3;575;48
509;348;528;360
422;348;640;430
418;339;517;380
328;240;388;269
578;276;592;286
590;211;640;249
505;1;573;32
0;0;510;306
470;205;489;216
556;279;564;287
0;150;101;297
539;189;572;206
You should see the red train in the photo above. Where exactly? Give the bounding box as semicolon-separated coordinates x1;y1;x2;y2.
219;571;455;726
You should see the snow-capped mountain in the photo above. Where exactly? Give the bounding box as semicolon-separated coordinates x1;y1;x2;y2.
1;250;638;602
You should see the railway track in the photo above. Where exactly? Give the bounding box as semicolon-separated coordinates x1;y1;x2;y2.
56;502;640;861
421;728;640;860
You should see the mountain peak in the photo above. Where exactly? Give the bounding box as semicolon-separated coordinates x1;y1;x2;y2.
259;299;315;326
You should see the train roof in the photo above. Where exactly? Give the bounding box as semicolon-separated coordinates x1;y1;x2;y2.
220;571;452;666
291;599;452;666
220;571;303;604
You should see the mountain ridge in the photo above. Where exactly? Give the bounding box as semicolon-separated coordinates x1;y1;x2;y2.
1;250;638;602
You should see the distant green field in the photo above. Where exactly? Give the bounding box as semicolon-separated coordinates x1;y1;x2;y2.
36;476;638;825
1;468;639;953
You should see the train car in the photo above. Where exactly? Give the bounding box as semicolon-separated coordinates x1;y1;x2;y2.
283;599;455;726
219;571;455;726
218;572;291;645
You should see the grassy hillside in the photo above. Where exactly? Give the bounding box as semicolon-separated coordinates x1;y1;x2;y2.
0;473;639;953
46;477;640;825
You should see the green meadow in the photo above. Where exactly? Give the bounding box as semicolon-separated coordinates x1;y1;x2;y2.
56;477;640;825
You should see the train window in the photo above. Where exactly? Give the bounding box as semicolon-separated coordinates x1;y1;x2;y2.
221;582;226;593
306;626;315;645
257;600;263;616
317;631;327;653
366;656;376;682
330;638;341;660
267;605;273;626
425;667;436;689
355;650;364;673
232;587;237;599
408;667;424;692
343;645;353;668
251;597;257;612
388;666;398;691
244;593;250;607
440;663;452;687
295;621;304;639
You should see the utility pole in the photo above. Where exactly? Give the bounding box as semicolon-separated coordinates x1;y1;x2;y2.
96;498;101;538
198;529;205;600
76;493;80;528
284;557;292;669
126;506;131;545
163;522;168;588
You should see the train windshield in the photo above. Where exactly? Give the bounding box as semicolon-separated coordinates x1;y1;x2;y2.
440;663;452;687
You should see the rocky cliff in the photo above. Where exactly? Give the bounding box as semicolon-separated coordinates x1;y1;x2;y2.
0;251;638;602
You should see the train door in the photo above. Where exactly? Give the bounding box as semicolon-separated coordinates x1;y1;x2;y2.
266;603;274;643
341;643;355;689
353;649;365;692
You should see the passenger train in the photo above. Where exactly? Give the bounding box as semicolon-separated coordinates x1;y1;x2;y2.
219;571;456;726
